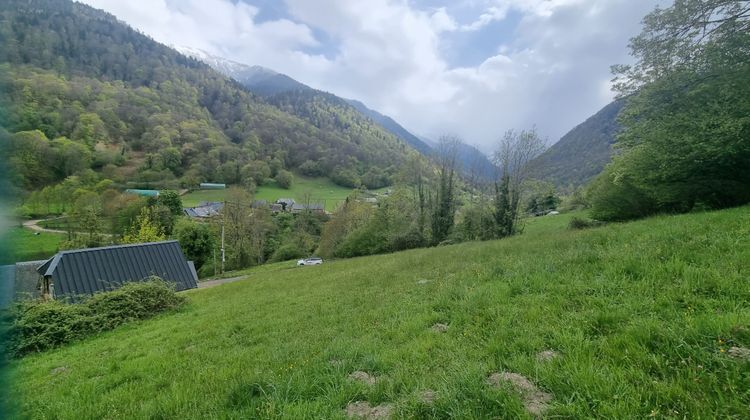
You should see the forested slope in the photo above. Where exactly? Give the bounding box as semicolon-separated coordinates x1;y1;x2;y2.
527;100;623;187
0;0;416;191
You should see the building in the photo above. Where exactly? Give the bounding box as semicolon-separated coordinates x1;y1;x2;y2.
275;198;295;211
37;241;198;300
125;189;160;197
200;183;226;189
291;203;325;214
183;201;224;218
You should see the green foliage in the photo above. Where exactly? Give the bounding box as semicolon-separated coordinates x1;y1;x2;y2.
527;101;624;187
0;0;415;193
568;217;603;230
9;278;185;356
269;243;306;262
8;207;750;417
430;138;459;245
157;190;183;216
588;154;658;221
274;170;293;189
174;218;215;270
591;0;750;220
123;207;166;244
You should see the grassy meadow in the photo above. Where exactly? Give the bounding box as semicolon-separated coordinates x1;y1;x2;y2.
0;227;63;265
6;207;750;418
182;176;359;211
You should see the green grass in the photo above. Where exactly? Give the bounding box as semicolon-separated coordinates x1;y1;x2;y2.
7;207;750;418
181;176;358;211
0;227;64;264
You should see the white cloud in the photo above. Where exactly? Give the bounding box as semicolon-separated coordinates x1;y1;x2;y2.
80;0;663;152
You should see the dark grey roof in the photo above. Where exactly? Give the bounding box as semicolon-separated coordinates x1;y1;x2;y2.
38;241;198;298
183;201;223;218
291;203;325;211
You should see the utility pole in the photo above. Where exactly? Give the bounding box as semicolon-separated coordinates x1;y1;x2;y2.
221;222;225;274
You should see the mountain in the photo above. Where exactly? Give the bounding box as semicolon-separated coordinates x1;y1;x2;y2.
181;47;498;184
0;0;415;191
345;99;432;155
528;100;624;188
179;48;437;162
419;136;496;181
175;47;311;96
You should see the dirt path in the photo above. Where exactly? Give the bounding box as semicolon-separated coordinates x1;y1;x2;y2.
196;275;249;289
22;219;67;234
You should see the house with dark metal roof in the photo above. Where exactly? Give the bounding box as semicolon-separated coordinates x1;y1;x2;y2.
275;198;295;211
37;241;198;300
183;201;224;218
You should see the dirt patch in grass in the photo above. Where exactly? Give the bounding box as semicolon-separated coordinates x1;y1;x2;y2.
345;401;393;418
536;350;560;362
349;371;377;385
431;323;449;333
50;366;68;376
487;372;552;417
727;346;750;361
420;390;437;404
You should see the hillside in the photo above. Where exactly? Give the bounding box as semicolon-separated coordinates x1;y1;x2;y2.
175;47;312;96
0;0;413;191
528;100;624;187
8;207;750;418
178;48;439;162
345;99;433;155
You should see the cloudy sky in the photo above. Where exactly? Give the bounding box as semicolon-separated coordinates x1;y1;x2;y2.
80;0;665;152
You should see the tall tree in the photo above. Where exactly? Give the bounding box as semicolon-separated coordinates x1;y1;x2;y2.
430;136;461;245
492;128;545;238
592;0;750;219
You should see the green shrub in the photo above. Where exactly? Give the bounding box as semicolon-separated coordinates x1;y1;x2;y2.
10;278;185;356
269;243;305;262
568;217;604;230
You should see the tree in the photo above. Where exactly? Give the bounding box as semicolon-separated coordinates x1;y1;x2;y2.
492;128;545;238
275;170;294;189
174;218;215;270
241;160;271;186
591;0;750;219
123;207;166;244
157;190;183;216
430;136;461;245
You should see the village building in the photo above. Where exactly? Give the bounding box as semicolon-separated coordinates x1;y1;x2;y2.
36;241;198;300
183;201;224;218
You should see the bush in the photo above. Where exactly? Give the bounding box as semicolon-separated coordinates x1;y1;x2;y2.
275;170;293;189
9;278;185;356
587;161;657;221
269;243;305;262
568;217;604;230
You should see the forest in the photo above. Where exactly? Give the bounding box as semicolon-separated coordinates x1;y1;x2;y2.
0;0;416;194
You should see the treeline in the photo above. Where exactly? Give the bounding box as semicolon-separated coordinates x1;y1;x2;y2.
588;0;750;220
0;0;418;194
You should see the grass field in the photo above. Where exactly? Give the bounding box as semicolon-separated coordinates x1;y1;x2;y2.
0;227;64;265
181;176;359;211
6;207;750;418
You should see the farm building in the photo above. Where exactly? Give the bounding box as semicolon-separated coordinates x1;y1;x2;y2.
36;241;198;300
200;183;226;190
184;201;224;218
276;198;295;211
125;189;160;197
291;203;325;214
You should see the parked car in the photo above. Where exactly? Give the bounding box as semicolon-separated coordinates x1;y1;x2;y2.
297;257;323;266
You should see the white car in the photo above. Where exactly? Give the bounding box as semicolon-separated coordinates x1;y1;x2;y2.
297;257;323;266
